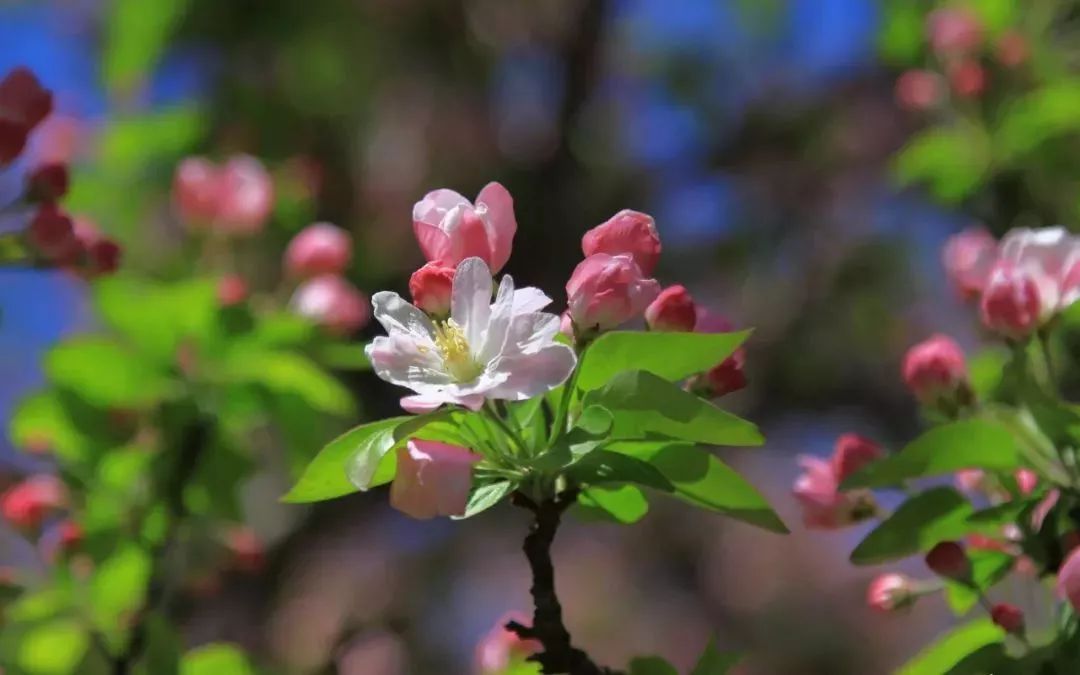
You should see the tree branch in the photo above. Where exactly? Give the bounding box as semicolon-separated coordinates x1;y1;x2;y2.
507;490;622;675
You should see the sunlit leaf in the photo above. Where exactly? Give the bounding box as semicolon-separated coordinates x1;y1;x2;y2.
578;484;649;524
16;619;89;675
224;350;354;416
46;337;173;408
91;543;152;652
576;330;750;391
896;619;1003;675
180;644;255;675
893;126;990;203
691;640;741;675
103;0;193;96
456;481;514;520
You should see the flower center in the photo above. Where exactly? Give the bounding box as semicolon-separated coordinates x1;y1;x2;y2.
433;319;483;382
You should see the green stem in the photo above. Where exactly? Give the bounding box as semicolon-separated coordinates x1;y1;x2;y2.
483;401;527;456
549;363;582;447
1038;329;1057;395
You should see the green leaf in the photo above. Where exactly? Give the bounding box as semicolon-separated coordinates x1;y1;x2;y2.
691;640;741;675
841;420;1022;489
850;487;988;565
570;450;674;491
896;619;1003;675
224;350;354;416
578;485;649;524
609;442;787;533
877;2;924;64
103;0;192;96
945;550;1015;615
583;371;762;446
456;481;514;519
91;543;153;652
46;337;172;408
132;614;181;675
180;644;255;675
996;83;1080;159
316;343;372;370
17;619;90;675
6;586;73;623
575;405;614;436
94;276;217;364
9;391;92;462
893;126;990;203
629;656;678;675
576;330;750;391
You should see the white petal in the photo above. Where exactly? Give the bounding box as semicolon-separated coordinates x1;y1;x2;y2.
413;189;470;227
400;394;449;414
478;274;516;364
512;287;551;313
451;257;493;347
486;344;577;401
371;291;435;339
504;312;560;354
366;335;451;389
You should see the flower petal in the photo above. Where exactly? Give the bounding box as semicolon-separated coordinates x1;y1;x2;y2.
371;291;436;339
512;287;552;313
476;181;516;273
451;257;493;347
413;188;470;226
504;312;560;354
366;335;450;389
478;274;516;364
486;343;576;401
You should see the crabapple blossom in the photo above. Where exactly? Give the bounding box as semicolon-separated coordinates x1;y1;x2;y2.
866;573;915;612
1000;227;1080;319
979;262;1042;339
412;182;516;273
942;227;997;300
284;222;352;278
581;209;662;275
0;475;66;530
566;253;661;333
173;157;221;225
367;257;576;413
948;60;986;98
831;434;882;484
645;284;697;331
901;334;969;405
926;8;982;57
292;275;371;335
215;154;274;235
0;67;52;164
409;262;455;317
792;455;876;530
390;440;481;520
217;274;249;307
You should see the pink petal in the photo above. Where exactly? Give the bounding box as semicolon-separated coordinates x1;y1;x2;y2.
476;182;517;273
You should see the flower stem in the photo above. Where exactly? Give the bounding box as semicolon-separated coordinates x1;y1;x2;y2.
484;401;528;456
549;359;583;447
507;490;622;675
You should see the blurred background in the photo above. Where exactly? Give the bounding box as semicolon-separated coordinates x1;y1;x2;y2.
0;0;1064;673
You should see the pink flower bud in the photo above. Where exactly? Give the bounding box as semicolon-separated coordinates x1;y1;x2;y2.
25;163;68;203
942;227;997;300
566;253;661;333
390;439;481;520
645;284;697;331
215;154;274;235
291;275;371;335
412;182;517;273
979;262;1041;339
0;67;52;164
831;434;882;484
926;8;983;57
72;218;121;277
225;526;265;574
284;222;352;279
866;573;914;612
559;311;574;339
925;541;970;580
990;603;1024;634
699;349;747;399
996;31;1028;68
954;469;987;494
0;475;66;531
217;274;249;307
173;157;221;226
948;60;986;98
581;209;662;275
901;334;968;404
793;456;876;530
894;70;945;112
475;612;542;674
1059;547;1080;613
27;204;78;262
1015;469;1037;496
408;262;455;316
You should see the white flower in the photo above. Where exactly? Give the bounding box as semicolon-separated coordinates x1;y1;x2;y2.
1001;226;1080;318
366;257;577;413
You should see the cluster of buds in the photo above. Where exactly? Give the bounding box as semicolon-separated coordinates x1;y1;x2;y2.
793;433;882;530
173;155;274;236
1;67;121;277
285;222;370;335
895;9;1028;112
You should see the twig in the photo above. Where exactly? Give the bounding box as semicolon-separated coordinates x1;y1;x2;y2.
507;490;622;675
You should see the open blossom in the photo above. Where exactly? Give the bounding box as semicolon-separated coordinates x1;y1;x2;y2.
901;334;968;404
390;440;481;520
284;222;352;278
475;612;541;673
980;262;1042;339
412;183;516;273
566;253;661;333
367;257;576;413
1000;227;1080;319
645;285;697;331
792;456;876;530
867;573;914;612
582;209;662;275
291;275;371;335
942;227;997;300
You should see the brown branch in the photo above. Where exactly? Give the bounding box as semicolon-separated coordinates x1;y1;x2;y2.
507;490;622;675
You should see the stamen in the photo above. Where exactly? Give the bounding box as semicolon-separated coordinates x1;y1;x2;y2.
433;319;482;381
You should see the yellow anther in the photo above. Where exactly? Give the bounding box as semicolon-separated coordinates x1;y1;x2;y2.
434;320;482;381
